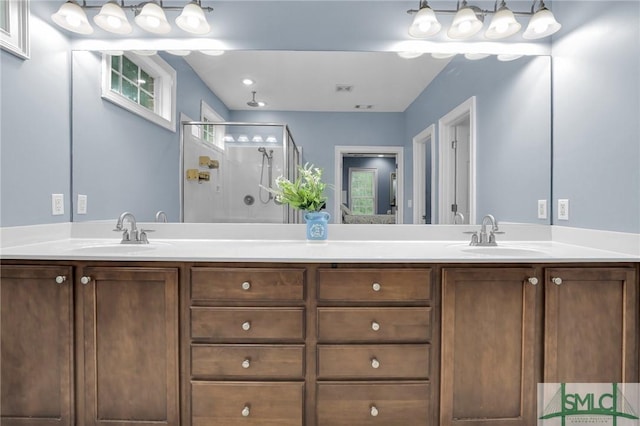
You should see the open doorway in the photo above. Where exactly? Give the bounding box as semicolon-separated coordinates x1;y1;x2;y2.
412;124;435;224
334;146;404;224
438;96;476;225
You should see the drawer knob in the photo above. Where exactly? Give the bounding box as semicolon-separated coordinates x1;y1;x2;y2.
371;358;380;369
551;277;563;285
80;276;92;285
370;405;379;417
372;282;381;292
242;406;250;417
242;359;251;369
241;281;251;291
528;277;539;285
55;275;67;284
371;321;380;331
242;321;251;331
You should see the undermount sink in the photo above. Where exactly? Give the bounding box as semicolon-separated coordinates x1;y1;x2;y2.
461;246;545;257
67;242;167;255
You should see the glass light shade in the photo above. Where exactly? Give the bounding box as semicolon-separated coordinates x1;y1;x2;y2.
52;1;94;34
497;53;523;61
522;7;561;39
485;6;521;39
94;1;132;34
176;2;210;35
397;51;424;59
408;5;441;38
464;52;490;60
200;50;225;56
134;2;171;34
167;50;191;56
447;7;483;39
132;50;158;56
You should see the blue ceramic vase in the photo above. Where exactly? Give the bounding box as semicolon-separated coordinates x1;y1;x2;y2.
304;211;330;241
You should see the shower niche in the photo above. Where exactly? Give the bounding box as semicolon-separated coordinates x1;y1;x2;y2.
181;122;301;223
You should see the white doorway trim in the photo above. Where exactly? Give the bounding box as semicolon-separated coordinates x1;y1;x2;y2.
438;96;477;224
334;145;404;224
412;124;436;224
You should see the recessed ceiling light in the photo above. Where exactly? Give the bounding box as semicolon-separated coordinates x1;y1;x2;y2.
242;78;254;86
355;105;373;110
336;84;354;92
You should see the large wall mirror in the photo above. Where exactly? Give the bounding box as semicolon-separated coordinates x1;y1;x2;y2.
71;49;551;225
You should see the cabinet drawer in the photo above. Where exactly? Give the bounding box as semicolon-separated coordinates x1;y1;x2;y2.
191;307;305;342
317;382;430;426
317;268;431;302
317;344;430;379
191;344;304;379
191;267;304;302
192;382;303;426
318;307;431;342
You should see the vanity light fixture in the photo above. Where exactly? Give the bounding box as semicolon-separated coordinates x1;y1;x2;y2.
397;51;424;59
431;52;457;59
167;50;191;56
199;50;225;56
52;0;213;35
464;52;490;60
497;53;524;61
406;0;560;40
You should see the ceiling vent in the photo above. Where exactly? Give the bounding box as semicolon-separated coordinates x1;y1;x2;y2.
335;84;354;93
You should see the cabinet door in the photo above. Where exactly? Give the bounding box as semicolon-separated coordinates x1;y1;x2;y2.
544;267;638;383
78;266;179;426
0;265;73;426
440;268;538;426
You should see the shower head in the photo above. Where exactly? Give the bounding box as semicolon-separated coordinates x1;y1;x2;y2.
247;91;260;108
258;147;266;153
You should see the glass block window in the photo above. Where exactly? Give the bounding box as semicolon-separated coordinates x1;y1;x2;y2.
102;52;177;132
349;168;377;215
110;55;156;112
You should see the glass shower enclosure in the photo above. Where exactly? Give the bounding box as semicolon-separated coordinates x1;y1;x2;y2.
181;122;301;223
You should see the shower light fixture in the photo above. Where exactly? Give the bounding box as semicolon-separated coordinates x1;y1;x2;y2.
406;0;560;40
52;0;213;35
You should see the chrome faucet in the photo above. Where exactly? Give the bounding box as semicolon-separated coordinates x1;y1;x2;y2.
114;212;151;244
155;210;168;223
453;211;465;224
467;214;503;246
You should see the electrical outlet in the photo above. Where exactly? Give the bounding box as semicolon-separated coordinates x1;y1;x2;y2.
558;199;569;220
51;194;64;216
77;194;88;215
537;199;548;219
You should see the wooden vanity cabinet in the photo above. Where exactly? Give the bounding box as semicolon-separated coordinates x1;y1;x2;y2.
0;265;74;426
544;267;638;383
76;266;180;426
316;267;433;426
440;267;539;426
188;266;306;426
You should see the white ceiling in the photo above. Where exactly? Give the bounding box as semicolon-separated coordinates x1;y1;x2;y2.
184;50;452;112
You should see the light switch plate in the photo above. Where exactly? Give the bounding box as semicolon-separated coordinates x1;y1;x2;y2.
537;200;548;219
558;199;569;220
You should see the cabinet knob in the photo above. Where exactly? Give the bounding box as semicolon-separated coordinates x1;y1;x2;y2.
551;277;563;285
241;281;251;291
528;277;539;286
55;275;67;284
371;321;380;331
242;359;251;369
372;282;381;292
370;405;379;417
80;276;92;285
242;321;251;331
242;406;250;417
371;358;380;369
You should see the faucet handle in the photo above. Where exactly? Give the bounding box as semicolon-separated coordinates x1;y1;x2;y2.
138;229;154;244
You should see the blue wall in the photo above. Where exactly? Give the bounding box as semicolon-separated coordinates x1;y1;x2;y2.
403;55;551;225
1;5;71;226
552;1;640;233
72;51;229;222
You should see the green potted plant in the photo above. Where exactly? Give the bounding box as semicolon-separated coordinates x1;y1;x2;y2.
265;163;331;240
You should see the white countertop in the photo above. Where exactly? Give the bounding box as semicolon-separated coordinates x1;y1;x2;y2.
1;223;638;263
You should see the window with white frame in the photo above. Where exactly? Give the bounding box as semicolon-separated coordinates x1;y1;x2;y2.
349;168;377;215
102;52;176;131
200;100;225;151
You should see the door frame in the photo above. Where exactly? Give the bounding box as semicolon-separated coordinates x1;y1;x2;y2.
334;145;404;224
438;96;477;224
412;124;436;224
